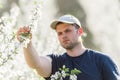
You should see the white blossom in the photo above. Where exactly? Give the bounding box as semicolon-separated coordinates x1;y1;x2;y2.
50;65;80;80
70;74;77;80
61;70;66;78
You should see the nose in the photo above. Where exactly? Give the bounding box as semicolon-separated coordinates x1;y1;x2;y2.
62;33;67;39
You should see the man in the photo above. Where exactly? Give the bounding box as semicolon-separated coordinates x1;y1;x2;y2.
17;14;120;80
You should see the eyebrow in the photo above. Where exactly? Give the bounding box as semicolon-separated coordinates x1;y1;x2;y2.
57;28;73;34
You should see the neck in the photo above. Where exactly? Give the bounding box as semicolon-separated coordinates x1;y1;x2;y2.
66;42;86;57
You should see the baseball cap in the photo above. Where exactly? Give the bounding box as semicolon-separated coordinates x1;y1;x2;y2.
50;14;81;29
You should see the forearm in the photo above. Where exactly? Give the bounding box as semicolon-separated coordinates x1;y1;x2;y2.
23;42;40;68
23;42;52;77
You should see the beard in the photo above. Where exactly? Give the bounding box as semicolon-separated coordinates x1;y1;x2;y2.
61;41;78;50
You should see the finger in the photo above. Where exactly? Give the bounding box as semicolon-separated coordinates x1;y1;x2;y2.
23;26;31;32
18;27;30;34
17;28;24;35
16;34;20;41
18;27;25;33
17;28;22;35
16;32;21;41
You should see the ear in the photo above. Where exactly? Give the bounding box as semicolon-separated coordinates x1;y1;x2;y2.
79;28;83;36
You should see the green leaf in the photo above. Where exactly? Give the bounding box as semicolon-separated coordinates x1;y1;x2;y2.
21;32;30;37
71;68;81;75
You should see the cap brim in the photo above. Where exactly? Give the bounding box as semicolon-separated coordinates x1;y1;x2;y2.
50;20;75;29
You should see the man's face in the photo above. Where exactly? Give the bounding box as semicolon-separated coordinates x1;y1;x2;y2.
56;23;80;50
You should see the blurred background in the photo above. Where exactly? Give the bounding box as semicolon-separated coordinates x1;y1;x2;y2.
0;0;120;80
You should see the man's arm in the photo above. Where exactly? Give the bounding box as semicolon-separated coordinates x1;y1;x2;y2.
17;27;52;77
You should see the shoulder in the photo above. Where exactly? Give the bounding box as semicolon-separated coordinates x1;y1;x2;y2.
86;49;116;66
87;49;111;60
88;49;118;69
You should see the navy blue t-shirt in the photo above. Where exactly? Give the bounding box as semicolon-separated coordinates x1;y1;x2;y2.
45;49;119;80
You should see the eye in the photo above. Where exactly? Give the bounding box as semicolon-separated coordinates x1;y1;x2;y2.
65;29;72;33
57;32;62;36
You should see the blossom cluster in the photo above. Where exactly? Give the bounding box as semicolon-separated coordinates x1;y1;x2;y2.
50;65;81;80
19;0;41;48
0;0;44;80
0;5;20;66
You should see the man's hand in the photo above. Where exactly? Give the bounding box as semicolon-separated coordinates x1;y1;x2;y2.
16;26;32;42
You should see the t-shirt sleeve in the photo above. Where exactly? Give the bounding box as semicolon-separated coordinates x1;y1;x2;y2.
47;54;65;73
100;55;120;80
43;54;58;80
44;54;64;80
47;54;58;74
